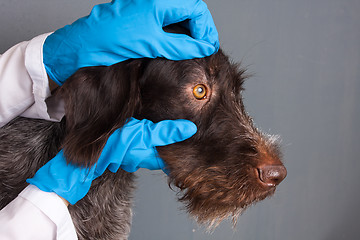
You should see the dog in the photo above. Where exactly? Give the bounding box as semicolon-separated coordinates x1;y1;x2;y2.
0;28;286;240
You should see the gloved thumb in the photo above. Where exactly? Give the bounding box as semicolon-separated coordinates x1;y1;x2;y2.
160;0;219;56
160;32;216;60
185;7;219;51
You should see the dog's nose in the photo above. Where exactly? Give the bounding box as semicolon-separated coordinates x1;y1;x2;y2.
257;165;287;187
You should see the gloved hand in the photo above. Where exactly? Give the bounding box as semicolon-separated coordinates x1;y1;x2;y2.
44;0;219;85
27;118;197;205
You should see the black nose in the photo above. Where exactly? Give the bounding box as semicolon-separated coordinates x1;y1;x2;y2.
257;165;287;187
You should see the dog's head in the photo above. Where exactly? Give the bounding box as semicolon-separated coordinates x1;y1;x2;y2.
59;42;286;228
136;50;286;227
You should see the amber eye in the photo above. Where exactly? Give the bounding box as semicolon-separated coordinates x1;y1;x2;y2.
193;84;207;99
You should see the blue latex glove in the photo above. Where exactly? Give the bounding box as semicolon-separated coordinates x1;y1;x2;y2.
44;0;219;85
27;118;197;205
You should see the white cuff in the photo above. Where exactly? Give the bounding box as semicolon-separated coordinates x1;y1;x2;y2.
20;185;78;240
21;32;65;122
24;33;52;119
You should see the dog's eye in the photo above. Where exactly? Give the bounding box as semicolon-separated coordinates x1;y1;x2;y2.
193;84;207;100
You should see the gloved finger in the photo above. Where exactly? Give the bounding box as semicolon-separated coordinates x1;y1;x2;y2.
94;118;196;174
121;118;197;149
161;0;207;26
161;0;219;47
116;148;161;173
115;147;167;173
142;119;197;147
131;148;166;171
185;5;219;51
159;32;217;60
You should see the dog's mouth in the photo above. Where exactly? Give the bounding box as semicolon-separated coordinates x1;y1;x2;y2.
164;163;282;229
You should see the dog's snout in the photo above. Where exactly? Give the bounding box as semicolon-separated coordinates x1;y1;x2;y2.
257;165;287;187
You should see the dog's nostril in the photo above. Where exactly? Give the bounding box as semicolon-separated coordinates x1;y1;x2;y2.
257;165;287;187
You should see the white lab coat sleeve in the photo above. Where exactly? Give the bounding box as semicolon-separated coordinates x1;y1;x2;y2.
0;185;78;240
0;34;74;239
0;32;64;128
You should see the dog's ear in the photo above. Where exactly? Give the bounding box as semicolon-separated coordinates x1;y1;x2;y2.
59;60;145;167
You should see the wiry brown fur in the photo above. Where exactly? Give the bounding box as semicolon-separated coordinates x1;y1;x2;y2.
0;45;285;238
136;52;284;227
61;48;285;227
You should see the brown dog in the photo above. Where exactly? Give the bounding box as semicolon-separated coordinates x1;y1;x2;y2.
0;43;286;239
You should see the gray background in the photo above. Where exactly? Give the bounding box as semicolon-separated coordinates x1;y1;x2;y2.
1;0;359;239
